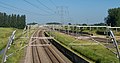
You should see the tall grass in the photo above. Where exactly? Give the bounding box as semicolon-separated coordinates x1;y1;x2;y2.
0;28;15;50
50;31;119;63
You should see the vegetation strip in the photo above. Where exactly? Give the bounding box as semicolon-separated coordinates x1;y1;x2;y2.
47;31;119;63
45;32;93;63
0;28;35;63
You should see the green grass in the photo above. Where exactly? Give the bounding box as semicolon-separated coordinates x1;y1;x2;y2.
72;45;118;63
113;31;120;36
0;28;16;62
0;28;35;63
49;31;119;63
83;30;97;35
50;31;93;46
0;28;15;50
6;29;35;63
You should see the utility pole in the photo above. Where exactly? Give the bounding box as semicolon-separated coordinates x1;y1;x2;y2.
66;7;70;35
56;6;68;32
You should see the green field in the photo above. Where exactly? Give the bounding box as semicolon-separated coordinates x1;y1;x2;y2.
0;28;35;63
49;31;119;63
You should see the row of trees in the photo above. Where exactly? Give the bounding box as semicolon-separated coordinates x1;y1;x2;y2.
105;7;120;27
46;22;62;25
0;12;26;29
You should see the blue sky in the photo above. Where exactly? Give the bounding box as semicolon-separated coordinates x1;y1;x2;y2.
0;0;120;24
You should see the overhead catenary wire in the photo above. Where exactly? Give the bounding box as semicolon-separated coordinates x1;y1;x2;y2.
23;0;53;14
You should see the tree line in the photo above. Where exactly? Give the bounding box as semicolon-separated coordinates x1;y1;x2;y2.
0;12;26;29
105;7;120;27
46;22;62;25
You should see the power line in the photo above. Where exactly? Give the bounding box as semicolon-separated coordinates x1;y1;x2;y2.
36;0;54;12
66;7;72;23
36;0;63;21
49;0;57;7
0;4;21;13
0;1;26;11
23;0;53;14
0;1;49;16
56;6;65;24
0;4;32;15
0;5;41;16
56;6;71;24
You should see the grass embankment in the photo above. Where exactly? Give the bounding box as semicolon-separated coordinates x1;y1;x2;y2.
0;28;15;50
113;31;120;36
49;31;119;63
0;28;20;62
0;28;15;62
0;28;35;63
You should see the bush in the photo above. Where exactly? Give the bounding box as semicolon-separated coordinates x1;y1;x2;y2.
96;30;106;35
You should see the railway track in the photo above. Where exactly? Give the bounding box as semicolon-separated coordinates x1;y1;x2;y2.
58;30;114;43
31;30;41;63
24;29;71;63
